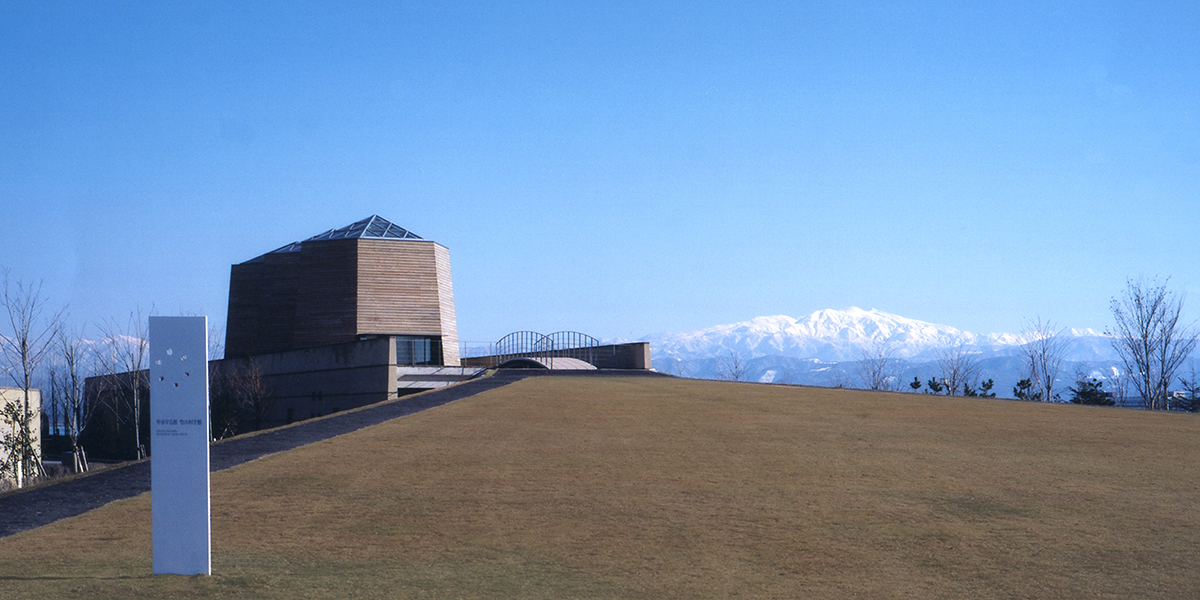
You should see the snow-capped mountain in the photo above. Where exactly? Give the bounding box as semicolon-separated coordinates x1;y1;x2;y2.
646;307;1029;363
643;308;1125;394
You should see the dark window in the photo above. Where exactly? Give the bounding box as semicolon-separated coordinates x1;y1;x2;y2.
395;336;443;366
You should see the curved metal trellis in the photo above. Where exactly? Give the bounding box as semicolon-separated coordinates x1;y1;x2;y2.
494;330;601;367
541;331;600;358
496;331;550;364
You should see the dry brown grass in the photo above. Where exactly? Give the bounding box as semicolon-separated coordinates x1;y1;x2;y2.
2;377;1200;599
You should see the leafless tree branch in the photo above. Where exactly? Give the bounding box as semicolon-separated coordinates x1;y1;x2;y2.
1019;317;1072;402
936;344;982;396
855;343;900;391
717;350;748;382
95;308;150;458
1108;278;1198;410
0;270;63;486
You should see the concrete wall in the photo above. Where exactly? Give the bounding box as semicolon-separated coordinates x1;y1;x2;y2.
598;342;652;370
80;372;151;460
213;336;469;431
461;342;652;370
84;333;473;459
214;337;394;429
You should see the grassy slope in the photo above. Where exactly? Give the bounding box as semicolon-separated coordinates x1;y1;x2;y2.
2;377;1199;599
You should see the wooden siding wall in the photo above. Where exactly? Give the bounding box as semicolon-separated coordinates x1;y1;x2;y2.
226;252;303;357
356;240;460;366
434;244;460;365
293;240;359;350
226;238;459;363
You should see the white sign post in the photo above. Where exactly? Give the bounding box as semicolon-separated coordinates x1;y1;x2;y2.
149;316;211;575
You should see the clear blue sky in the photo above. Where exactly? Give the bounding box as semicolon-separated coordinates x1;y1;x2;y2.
3;1;1198;345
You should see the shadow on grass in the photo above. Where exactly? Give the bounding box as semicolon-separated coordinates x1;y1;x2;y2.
0;575;148;581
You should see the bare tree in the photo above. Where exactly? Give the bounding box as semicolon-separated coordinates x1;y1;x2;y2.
96;309;150;458
0;271;63;487
208;321;224;362
669;358;687;378
717;350;748;382
1178;360;1200;412
236;357;273;431
855;343;900;391
1108;278;1198;411
773;368;795;385
1019;317;1072;403
936;344;982;397
51;326;94;472
208;360;239;440
830;367;855;390
658;357;688;378
1108;367;1130;408
209;355;274;437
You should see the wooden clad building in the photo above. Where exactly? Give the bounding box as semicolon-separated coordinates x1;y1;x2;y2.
78;215;656;458
225;216;459;366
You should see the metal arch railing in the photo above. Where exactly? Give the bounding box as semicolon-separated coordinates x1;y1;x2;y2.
540;331;600;353
496;331;550;364
494;330;602;366
540;331;600;364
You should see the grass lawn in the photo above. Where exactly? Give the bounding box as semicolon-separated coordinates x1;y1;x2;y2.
2;376;1199;599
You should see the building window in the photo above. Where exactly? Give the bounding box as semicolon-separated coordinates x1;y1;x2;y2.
395;336;443;366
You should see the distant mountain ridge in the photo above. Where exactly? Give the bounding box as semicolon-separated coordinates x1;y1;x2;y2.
641;308;1121;392
644;307;1114;363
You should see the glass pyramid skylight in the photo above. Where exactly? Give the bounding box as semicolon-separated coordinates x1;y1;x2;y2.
264;216;423;256
305;215;423;242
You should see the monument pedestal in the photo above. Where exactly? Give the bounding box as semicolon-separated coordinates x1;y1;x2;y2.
149;316;211;575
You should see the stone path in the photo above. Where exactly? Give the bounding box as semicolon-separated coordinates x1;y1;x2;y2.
0;370;667;538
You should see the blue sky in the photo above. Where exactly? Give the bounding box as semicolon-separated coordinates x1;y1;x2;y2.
3;1;1198;346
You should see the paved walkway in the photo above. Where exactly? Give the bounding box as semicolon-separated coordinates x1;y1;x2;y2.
0;370;668;538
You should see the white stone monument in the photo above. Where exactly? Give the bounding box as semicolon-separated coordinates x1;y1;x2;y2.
149;316;211;575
